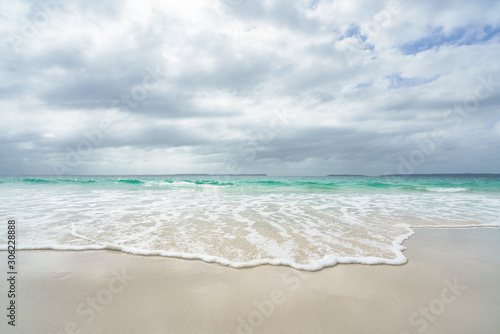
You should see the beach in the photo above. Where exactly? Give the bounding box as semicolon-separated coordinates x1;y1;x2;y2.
2;227;500;334
3;0;500;332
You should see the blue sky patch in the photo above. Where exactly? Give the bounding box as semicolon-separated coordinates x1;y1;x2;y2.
387;73;439;89
355;81;373;89
401;25;500;55
308;0;321;10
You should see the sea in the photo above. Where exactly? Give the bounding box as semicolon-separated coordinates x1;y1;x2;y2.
1;175;500;271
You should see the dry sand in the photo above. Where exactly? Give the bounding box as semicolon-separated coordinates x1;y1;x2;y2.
2;228;500;334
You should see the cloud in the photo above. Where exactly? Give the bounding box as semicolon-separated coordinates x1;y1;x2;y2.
0;0;499;176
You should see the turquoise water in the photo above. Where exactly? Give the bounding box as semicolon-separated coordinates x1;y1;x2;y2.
2;174;500;192
1;175;500;270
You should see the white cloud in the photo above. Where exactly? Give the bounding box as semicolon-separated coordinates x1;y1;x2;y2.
0;0;499;175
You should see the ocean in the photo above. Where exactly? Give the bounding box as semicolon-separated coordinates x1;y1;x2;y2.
1;175;500;271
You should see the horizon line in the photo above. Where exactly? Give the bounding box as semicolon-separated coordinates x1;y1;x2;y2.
1;173;500;177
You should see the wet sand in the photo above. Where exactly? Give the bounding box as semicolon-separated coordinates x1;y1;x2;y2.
1;228;500;334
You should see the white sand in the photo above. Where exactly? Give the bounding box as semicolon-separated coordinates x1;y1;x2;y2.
1;228;500;334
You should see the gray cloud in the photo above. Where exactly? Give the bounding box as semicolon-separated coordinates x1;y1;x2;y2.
1;0;499;176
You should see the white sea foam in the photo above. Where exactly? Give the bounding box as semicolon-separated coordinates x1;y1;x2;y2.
425;187;469;192
7;229;414;271
1;179;499;271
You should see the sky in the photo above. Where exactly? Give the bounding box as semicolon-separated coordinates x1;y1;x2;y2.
1;0;499;176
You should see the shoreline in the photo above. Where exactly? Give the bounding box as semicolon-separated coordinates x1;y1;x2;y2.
2;227;500;333
8;225;500;271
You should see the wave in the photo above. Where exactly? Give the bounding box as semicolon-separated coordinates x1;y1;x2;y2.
117;179;144;184
2;176;499;194
22;178;58;184
364;181;393;188
3;176;500;271
180;179;235;186
17;178;98;185
425;187;470;193
247;180;291;186
7;228;414;271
